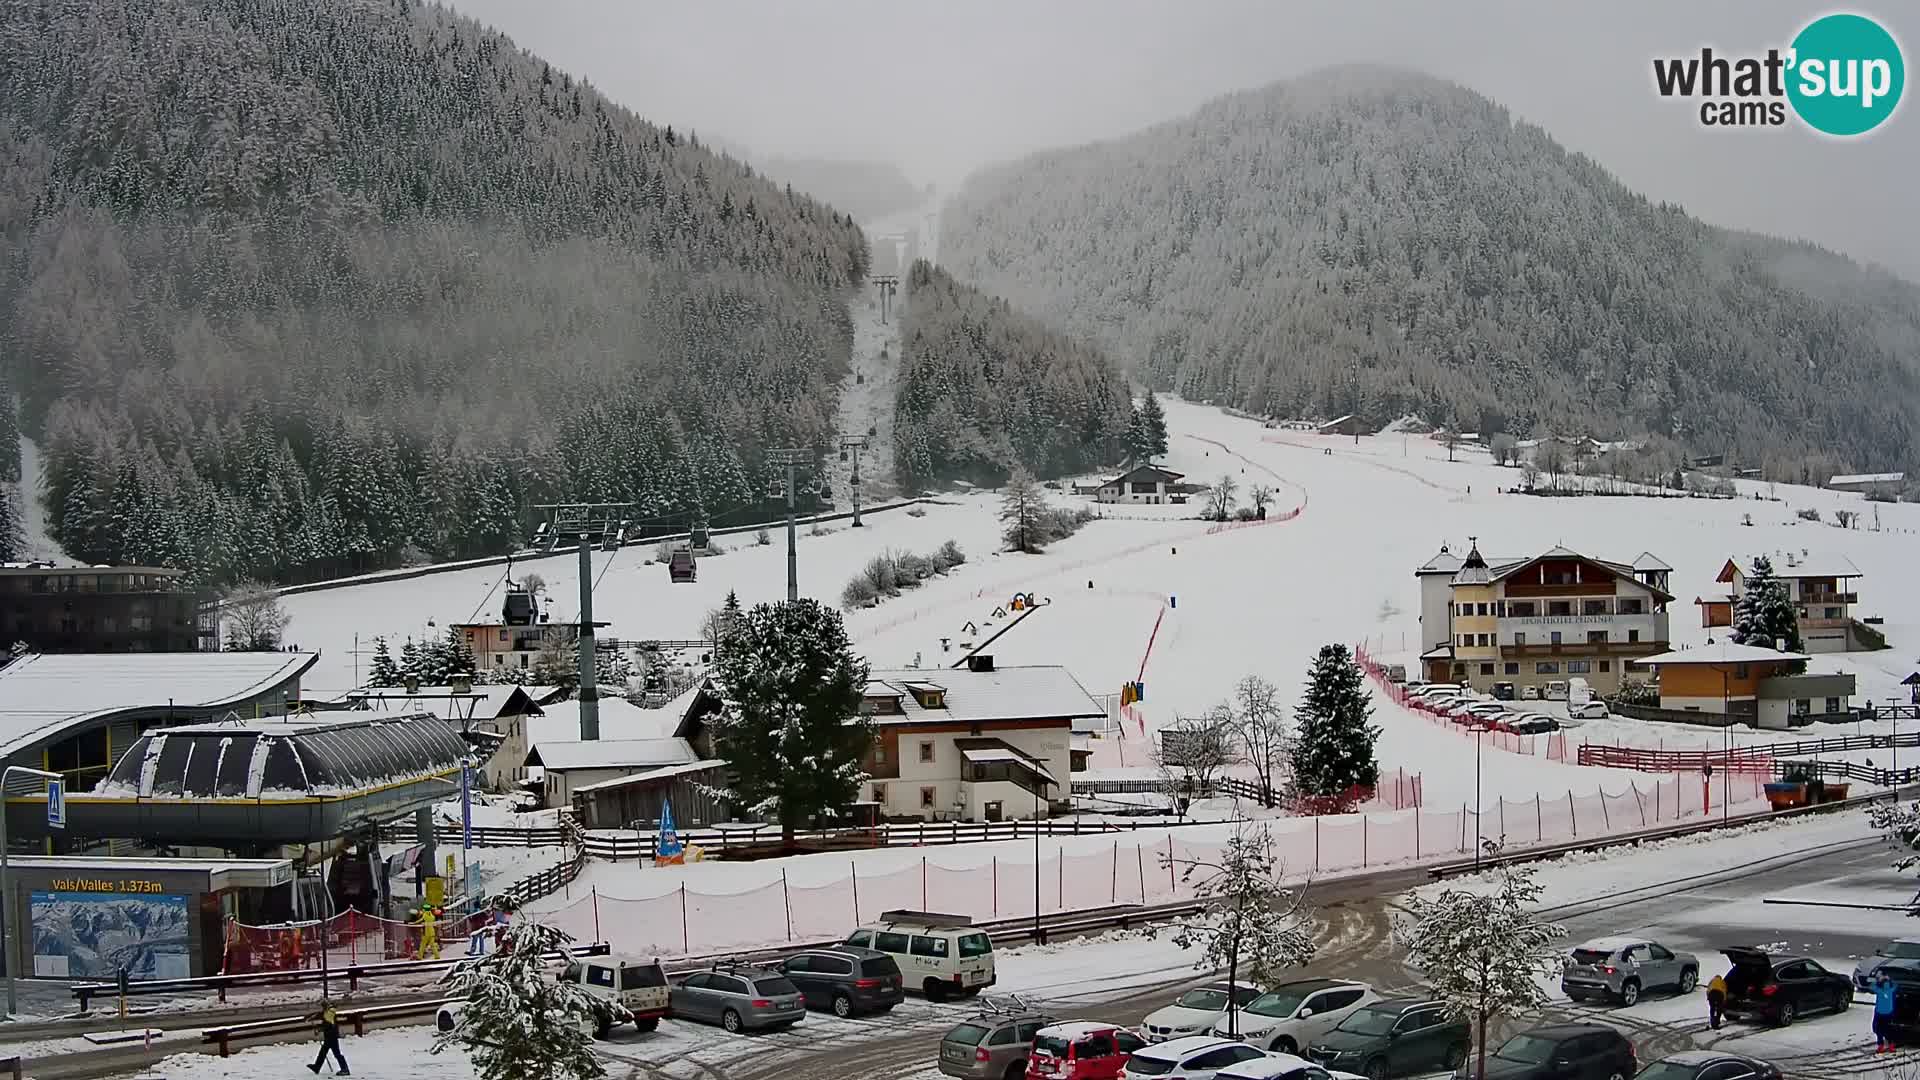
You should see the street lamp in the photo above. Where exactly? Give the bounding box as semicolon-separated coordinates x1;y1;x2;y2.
1472;722;1487;869
1;765;62;1018
1722;665;1731;822
1033;776;1050;946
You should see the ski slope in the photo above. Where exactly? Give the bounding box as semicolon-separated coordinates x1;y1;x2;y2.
281;398;1920;805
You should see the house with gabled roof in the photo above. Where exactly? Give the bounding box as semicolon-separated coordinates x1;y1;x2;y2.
675;656;1104;823
1694;553;1876;653
1415;540;1673;694
1094;464;1187;505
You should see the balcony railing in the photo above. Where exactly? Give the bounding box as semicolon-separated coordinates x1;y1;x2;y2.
1798;591;1857;605
1503;641;1667;658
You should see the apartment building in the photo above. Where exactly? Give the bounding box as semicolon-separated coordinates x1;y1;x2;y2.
1416;540;1673;695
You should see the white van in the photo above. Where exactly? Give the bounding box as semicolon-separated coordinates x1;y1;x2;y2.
1544;680;1570;701
845;910;994;1001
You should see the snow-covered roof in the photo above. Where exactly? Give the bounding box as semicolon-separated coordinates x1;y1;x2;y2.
1637;642;1811;666
526;696;682;750
957;744;1057;784
571;758;727;795
1630;552;1673;573
528;737;698;772
863;666;1105;725
1101;464;1185;485
0;651;318;760
1721;554;1863;581
1829;472;1905;486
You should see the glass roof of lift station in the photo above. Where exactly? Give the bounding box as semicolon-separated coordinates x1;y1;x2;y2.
97;712;469;800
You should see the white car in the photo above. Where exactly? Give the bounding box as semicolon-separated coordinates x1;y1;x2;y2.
1122;1035;1267;1079
1215;1053;1368;1080
1210;979;1377;1055
1569;700;1609;719
1144;982;1266;1042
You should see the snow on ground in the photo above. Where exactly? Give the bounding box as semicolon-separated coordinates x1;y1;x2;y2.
284;396;1918;808
830;264;900;500
11;433;65;560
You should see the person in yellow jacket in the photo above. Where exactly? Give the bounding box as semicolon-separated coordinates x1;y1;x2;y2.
409;905;441;960
1706;973;1728;1030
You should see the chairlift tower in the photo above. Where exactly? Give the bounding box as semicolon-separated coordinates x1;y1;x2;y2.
873;275;899;324
767;449;813;602
838;434;870;527
529;502;633;741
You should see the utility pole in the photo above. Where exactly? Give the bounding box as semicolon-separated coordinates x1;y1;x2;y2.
576;537;599;740
839;434;870;527
874;275;899;324
768;449;812;602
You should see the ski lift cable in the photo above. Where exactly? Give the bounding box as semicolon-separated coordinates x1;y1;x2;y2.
463;566;516;627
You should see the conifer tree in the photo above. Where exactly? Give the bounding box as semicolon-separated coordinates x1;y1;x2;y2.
433;916;615;1080
399;637;423;684
443;626;478;681
0;485;21;562
708;598;870;843
1730;555;1804;667
1291;643;1381;801
1000;468;1049;554
1139;391;1169;459
368;636;401;687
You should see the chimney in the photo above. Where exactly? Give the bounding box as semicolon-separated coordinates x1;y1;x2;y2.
967;654;994;673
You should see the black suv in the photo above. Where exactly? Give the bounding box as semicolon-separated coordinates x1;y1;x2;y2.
776;946;905;1017
1452;1024;1634;1080
1720;947;1853;1027
1306;998;1470;1079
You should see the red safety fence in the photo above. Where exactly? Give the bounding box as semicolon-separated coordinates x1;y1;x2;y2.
222;908;495;974
531;765;1759;959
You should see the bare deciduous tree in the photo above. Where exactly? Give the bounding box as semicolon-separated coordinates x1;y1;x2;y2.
1154;709;1242;818
1229;676;1290;808
1248;484;1275;517
1205;473;1239;522
221;581;290;651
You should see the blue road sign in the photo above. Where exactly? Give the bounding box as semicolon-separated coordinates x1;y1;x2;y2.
47;778;65;830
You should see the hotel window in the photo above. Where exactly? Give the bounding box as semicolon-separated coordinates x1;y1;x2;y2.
919;741;935;763
1825;697;1842;714
1599;661;1612;672
1460;634;1471;647
1824;607;1840;619
1549;601;1573;616
1587;630;1607;644
874;745;887;764
1566;661;1591;674
1504;663;1520;675
920;786;937;808
1734;664;1750;678
1582;600;1608;616
1476;603;1489;616
1480;663;1495;676
1476;634;1490;647
1550;631;1563;645
1617;598;1644;615
872;783;887;802
1513;632;1527;646
1537;662;1560;674
1628;629;1640;643
1508;602;1537;617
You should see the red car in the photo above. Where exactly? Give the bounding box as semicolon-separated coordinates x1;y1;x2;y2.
1025;1021;1146;1079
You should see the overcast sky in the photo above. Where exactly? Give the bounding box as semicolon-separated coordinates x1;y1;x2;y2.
448;0;1918;280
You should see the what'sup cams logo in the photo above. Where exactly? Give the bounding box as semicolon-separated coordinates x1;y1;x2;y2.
1653;12;1904;136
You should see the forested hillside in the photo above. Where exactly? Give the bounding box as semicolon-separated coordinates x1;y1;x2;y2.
0;0;877;584
894;261;1132;487
941;66;1920;478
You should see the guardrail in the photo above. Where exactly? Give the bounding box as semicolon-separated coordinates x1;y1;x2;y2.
71;944;610;1011
203;998;453;1057
1426;784;1898;880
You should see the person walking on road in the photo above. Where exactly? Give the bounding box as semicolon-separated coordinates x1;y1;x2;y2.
1706;973;1727;1030
1876;971;1899;1053
307;1001;350;1075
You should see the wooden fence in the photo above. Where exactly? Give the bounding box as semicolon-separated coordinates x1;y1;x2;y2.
1579;729;1920;772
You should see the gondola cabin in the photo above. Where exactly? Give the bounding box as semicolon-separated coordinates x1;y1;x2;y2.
668;547;697;583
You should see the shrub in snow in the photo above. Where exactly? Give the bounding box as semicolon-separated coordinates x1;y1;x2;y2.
861;553;901;596
841;576;880;609
896;550;934;582
1796;507;1821;522
755;527;771;545
434;917;614;1080
938;539;966;566
906;504;928;517
1395;842;1565;1080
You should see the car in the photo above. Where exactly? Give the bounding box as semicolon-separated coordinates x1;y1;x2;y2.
1853;937;1920;990
1451;1024;1635;1080
1216;1054;1368;1080
1569;701;1609;720
1121;1035;1267;1079
1025;1021;1147;1080
1719;947;1852;1027
1212;980;1377;1055
846;910;996;1000
1144;981;1266;1042
1462;703;1510;720
1510;715;1561;734
777;946;904;1017
1561;937;1699;1006
939;1004;1058;1080
1304;998;1471;1079
1632;1050;1782;1080
1544;681;1570;701
1490;682;1517;701
668;964;807;1033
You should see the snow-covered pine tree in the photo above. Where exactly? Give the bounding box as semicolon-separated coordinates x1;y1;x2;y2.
1146;823;1315;1038
0;485;20;563
595;645;634;689
399;637;423;684
1123;406;1154;466
1730;555;1804;662
433;917;617;1080
1000;468;1049;554
1140;391;1169;459
708;598;870;843
443;626;478;680
1395;842;1566;1080
1291;644;1381;803
368;636;401;687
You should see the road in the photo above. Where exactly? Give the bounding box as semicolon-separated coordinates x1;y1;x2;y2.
589;836;1902;1080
